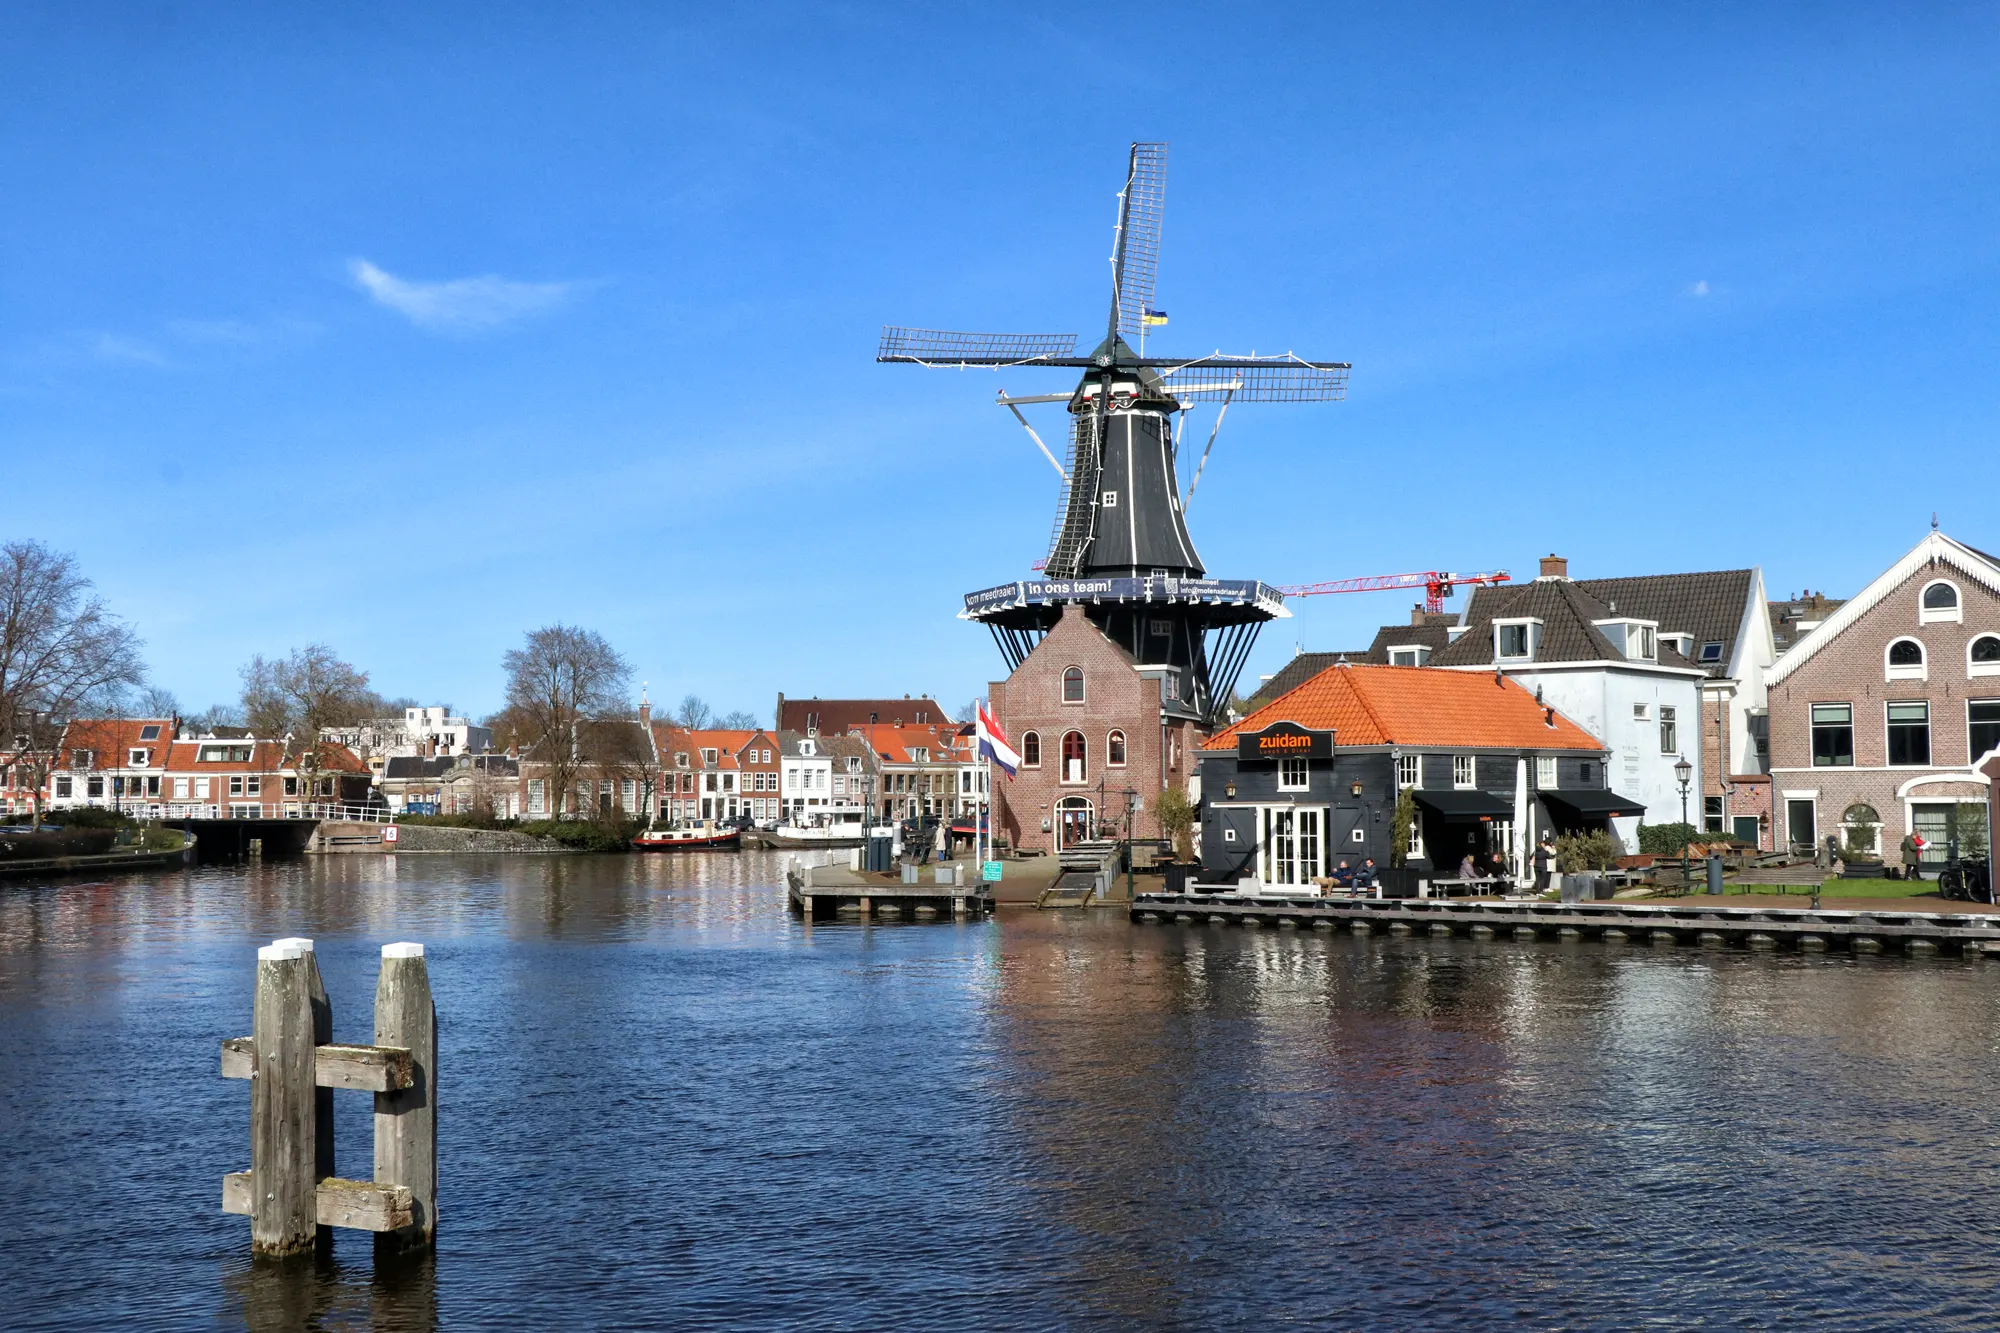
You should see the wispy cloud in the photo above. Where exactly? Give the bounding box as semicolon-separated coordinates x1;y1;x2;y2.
349;259;576;332
1687;279;1711;297
89;333;170;367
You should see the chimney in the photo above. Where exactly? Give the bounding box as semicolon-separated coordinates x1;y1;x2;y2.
1410;604;1427;626
1538;553;1570;580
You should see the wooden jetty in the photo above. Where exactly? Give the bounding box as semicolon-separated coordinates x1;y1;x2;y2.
787;860;994;921
218;938;437;1257
1130;892;2000;956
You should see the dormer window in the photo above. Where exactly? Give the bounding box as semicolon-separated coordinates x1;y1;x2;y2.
799;740;816;757
910;747;929;762
846;756;861;773
1387;644;1431;667
701;748;718;765
1494;619;1540;661
1629;625;1656;661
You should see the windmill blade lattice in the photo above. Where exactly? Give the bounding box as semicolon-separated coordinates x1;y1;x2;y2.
1112;143;1168;342
877;328;1077;365
1152;355;1351;402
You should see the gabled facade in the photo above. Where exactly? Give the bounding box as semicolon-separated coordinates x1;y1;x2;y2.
988;603;1205;853
1198;664;1614;888
1765;530;2000;869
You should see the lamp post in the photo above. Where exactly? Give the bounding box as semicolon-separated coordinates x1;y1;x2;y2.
1674;755;1693;886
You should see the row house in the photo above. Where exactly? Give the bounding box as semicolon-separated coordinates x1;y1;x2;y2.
322;706;494;781
381;753;521;817
647;725;766;825
862;722;975;821
778;731;877;825
29;719;370;818
1766;529;2000;871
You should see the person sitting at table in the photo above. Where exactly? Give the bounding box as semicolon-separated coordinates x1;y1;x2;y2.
1489;851;1510;883
1457;853;1478;881
1331;859;1354;888
1354;857;1378;889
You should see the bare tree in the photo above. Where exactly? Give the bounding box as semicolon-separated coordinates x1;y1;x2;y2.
137;685;180;718
676;694;713;729
718;709;759;729
502;625;631;819
0;541;147;826
240;644;375;737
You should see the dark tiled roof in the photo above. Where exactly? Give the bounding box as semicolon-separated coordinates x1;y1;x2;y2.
1571;570;1754;678
1360;621;1456;664
383;756;453;779
1245;652;1359;713
1431;580;1696;670
1768;594;1847;654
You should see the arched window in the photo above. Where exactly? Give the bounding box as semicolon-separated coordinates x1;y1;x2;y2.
1970;635;2000;673
1061;666;1085;703
1887;637;1926;678
1020;731;1041;767
1842;802;1881;825
1061;730;1086;783
1921;579;1962;624
1107;729;1127;766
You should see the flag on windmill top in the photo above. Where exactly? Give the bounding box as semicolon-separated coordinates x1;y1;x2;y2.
1142;308;1168;326
976;703;1020;777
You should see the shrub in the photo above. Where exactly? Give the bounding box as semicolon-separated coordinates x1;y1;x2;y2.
1152;785;1195;862
514;818;642;852
42;807;135;829
1555;829;1620;873
1637;822;1698;856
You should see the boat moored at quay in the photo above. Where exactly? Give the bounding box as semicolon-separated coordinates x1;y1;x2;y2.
632;824;742;852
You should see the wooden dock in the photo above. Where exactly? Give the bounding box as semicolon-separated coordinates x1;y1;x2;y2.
786;864;994;921
1130;892;2000;956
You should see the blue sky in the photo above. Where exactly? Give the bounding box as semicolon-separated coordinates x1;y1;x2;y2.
4;4;1997;723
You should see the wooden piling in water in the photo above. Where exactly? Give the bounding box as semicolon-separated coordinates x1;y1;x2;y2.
250;943;316;1258
374;943;437;1257
222;939;433;1257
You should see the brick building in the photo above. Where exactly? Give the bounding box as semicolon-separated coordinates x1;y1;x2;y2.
773;695;952;736
988;604;1204;853
1767;529;2000;870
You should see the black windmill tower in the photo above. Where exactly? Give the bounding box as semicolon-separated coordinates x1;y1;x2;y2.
879;142;1349;725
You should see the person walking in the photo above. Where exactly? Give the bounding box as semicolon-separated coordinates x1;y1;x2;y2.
1901;832;1926;880
1533;836;1553;893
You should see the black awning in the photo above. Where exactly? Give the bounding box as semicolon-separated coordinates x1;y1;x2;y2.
1413;789;1515;819
1541;788;1648;819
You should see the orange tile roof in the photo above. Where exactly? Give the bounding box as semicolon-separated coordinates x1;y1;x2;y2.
1204;663;1603;751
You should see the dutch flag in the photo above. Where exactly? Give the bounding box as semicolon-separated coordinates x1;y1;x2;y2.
976;703;1020;778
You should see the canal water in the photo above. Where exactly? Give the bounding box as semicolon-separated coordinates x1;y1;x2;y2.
4;853;2000;1331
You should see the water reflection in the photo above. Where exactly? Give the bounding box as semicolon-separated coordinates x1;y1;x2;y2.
3;855;2000;1329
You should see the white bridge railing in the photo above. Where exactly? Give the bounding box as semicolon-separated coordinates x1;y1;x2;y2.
139;802;399;824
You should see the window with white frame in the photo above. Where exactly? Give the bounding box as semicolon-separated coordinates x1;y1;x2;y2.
1628;625;1656;661
1536;756;1557;788
1970;636;2000;677
1699;641;1725;663
1388;645;1430;667
1496;621;1534;660
1396;754;1419;788
1278;756;1309;790
1886;637;1927;680
1633;703;1650;722
1453;755;1475;788
1405;815;1423;859
1920;579;1962;624
1659;705;1677;754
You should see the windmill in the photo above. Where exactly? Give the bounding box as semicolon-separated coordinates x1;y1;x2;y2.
879;142;1349;724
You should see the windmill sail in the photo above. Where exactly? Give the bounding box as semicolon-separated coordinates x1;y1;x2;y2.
1110;143;1167;344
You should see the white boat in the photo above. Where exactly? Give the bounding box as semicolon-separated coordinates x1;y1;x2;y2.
766;810;892;848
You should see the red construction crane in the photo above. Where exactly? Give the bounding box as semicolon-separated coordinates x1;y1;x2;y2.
1275;570;1512;615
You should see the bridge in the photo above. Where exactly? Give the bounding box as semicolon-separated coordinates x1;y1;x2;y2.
136;802;399;862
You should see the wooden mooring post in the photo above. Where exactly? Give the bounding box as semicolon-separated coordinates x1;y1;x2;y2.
221;939;437;1258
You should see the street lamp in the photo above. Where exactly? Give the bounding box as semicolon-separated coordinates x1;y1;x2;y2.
1674;755;1693;884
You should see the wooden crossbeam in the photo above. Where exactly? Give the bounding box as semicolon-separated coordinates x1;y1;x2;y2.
221;1173;414;1233
219;1037;414;1092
